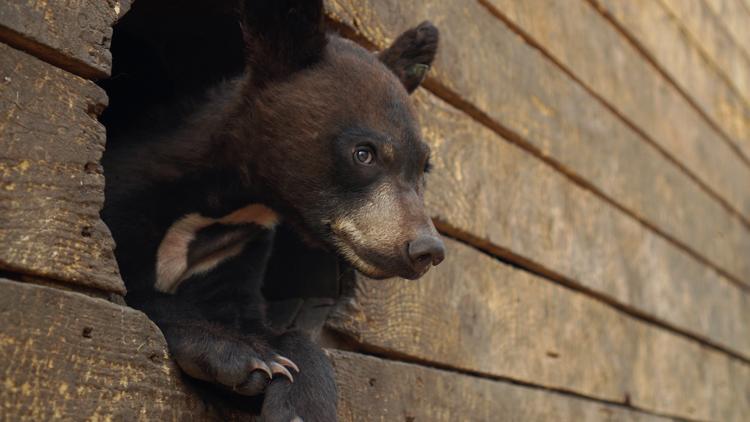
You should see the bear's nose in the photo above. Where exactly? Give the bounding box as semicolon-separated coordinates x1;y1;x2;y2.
407;235;446;274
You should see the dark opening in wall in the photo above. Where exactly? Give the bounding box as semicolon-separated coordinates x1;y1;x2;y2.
99;0;344;335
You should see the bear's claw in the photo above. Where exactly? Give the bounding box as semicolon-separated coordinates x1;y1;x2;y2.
270;360;295;383
248;354;298;384
249;357;273;379
274;354;300;373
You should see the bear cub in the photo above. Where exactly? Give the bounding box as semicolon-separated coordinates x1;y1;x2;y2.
101;1;442;420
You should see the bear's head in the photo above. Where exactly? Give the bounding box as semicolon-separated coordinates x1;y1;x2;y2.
227;0;444;280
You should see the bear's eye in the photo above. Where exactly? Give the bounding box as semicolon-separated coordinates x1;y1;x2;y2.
354;146;375;165
423;158;433;173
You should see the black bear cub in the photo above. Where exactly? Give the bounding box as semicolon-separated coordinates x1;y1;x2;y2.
102;1;442;420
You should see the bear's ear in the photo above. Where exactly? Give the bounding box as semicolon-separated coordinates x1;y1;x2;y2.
241;0;327;87
378;21;439;94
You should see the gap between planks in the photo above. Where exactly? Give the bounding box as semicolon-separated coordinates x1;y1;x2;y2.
0;268;120;302
0;26;105;80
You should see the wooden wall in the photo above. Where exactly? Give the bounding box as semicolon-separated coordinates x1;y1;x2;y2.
1;0;749;420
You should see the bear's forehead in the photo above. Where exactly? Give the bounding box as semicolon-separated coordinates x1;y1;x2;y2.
323;38;408;96
292;59;418;138
262;36;423;148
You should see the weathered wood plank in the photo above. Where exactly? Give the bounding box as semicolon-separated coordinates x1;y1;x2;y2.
326;0;750;286
657;0;750;110
329;350;672;422
328;239;750;421
588;0;750;160
702;0;750;63
410;90;750;359
0;44;123;294
0;278;229;421
0;0;130;79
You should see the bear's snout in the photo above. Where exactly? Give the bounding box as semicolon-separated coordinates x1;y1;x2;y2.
407;234;446;276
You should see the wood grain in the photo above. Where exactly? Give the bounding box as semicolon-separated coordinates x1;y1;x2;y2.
329;350;671;422
410;90;750;359
0;44;123;294
703;0;750;61
326;0;750;286
0;0;131;79
327;239;750;421
0;279;231;421
588;0;750;160
657;0;750;112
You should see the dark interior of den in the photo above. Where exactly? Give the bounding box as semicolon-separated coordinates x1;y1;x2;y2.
98;0;347;359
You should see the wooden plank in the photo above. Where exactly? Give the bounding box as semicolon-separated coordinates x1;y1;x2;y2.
588;0;750;160
0;44;123;294
329;350;671;422
326;0;750;286
412;89;750;359
0;0;130;79
0;279;234;421
327;239;750;421
703;0;750;60
657;0;750;110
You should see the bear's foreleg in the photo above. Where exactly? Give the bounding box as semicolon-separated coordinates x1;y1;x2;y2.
147;209;338;420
